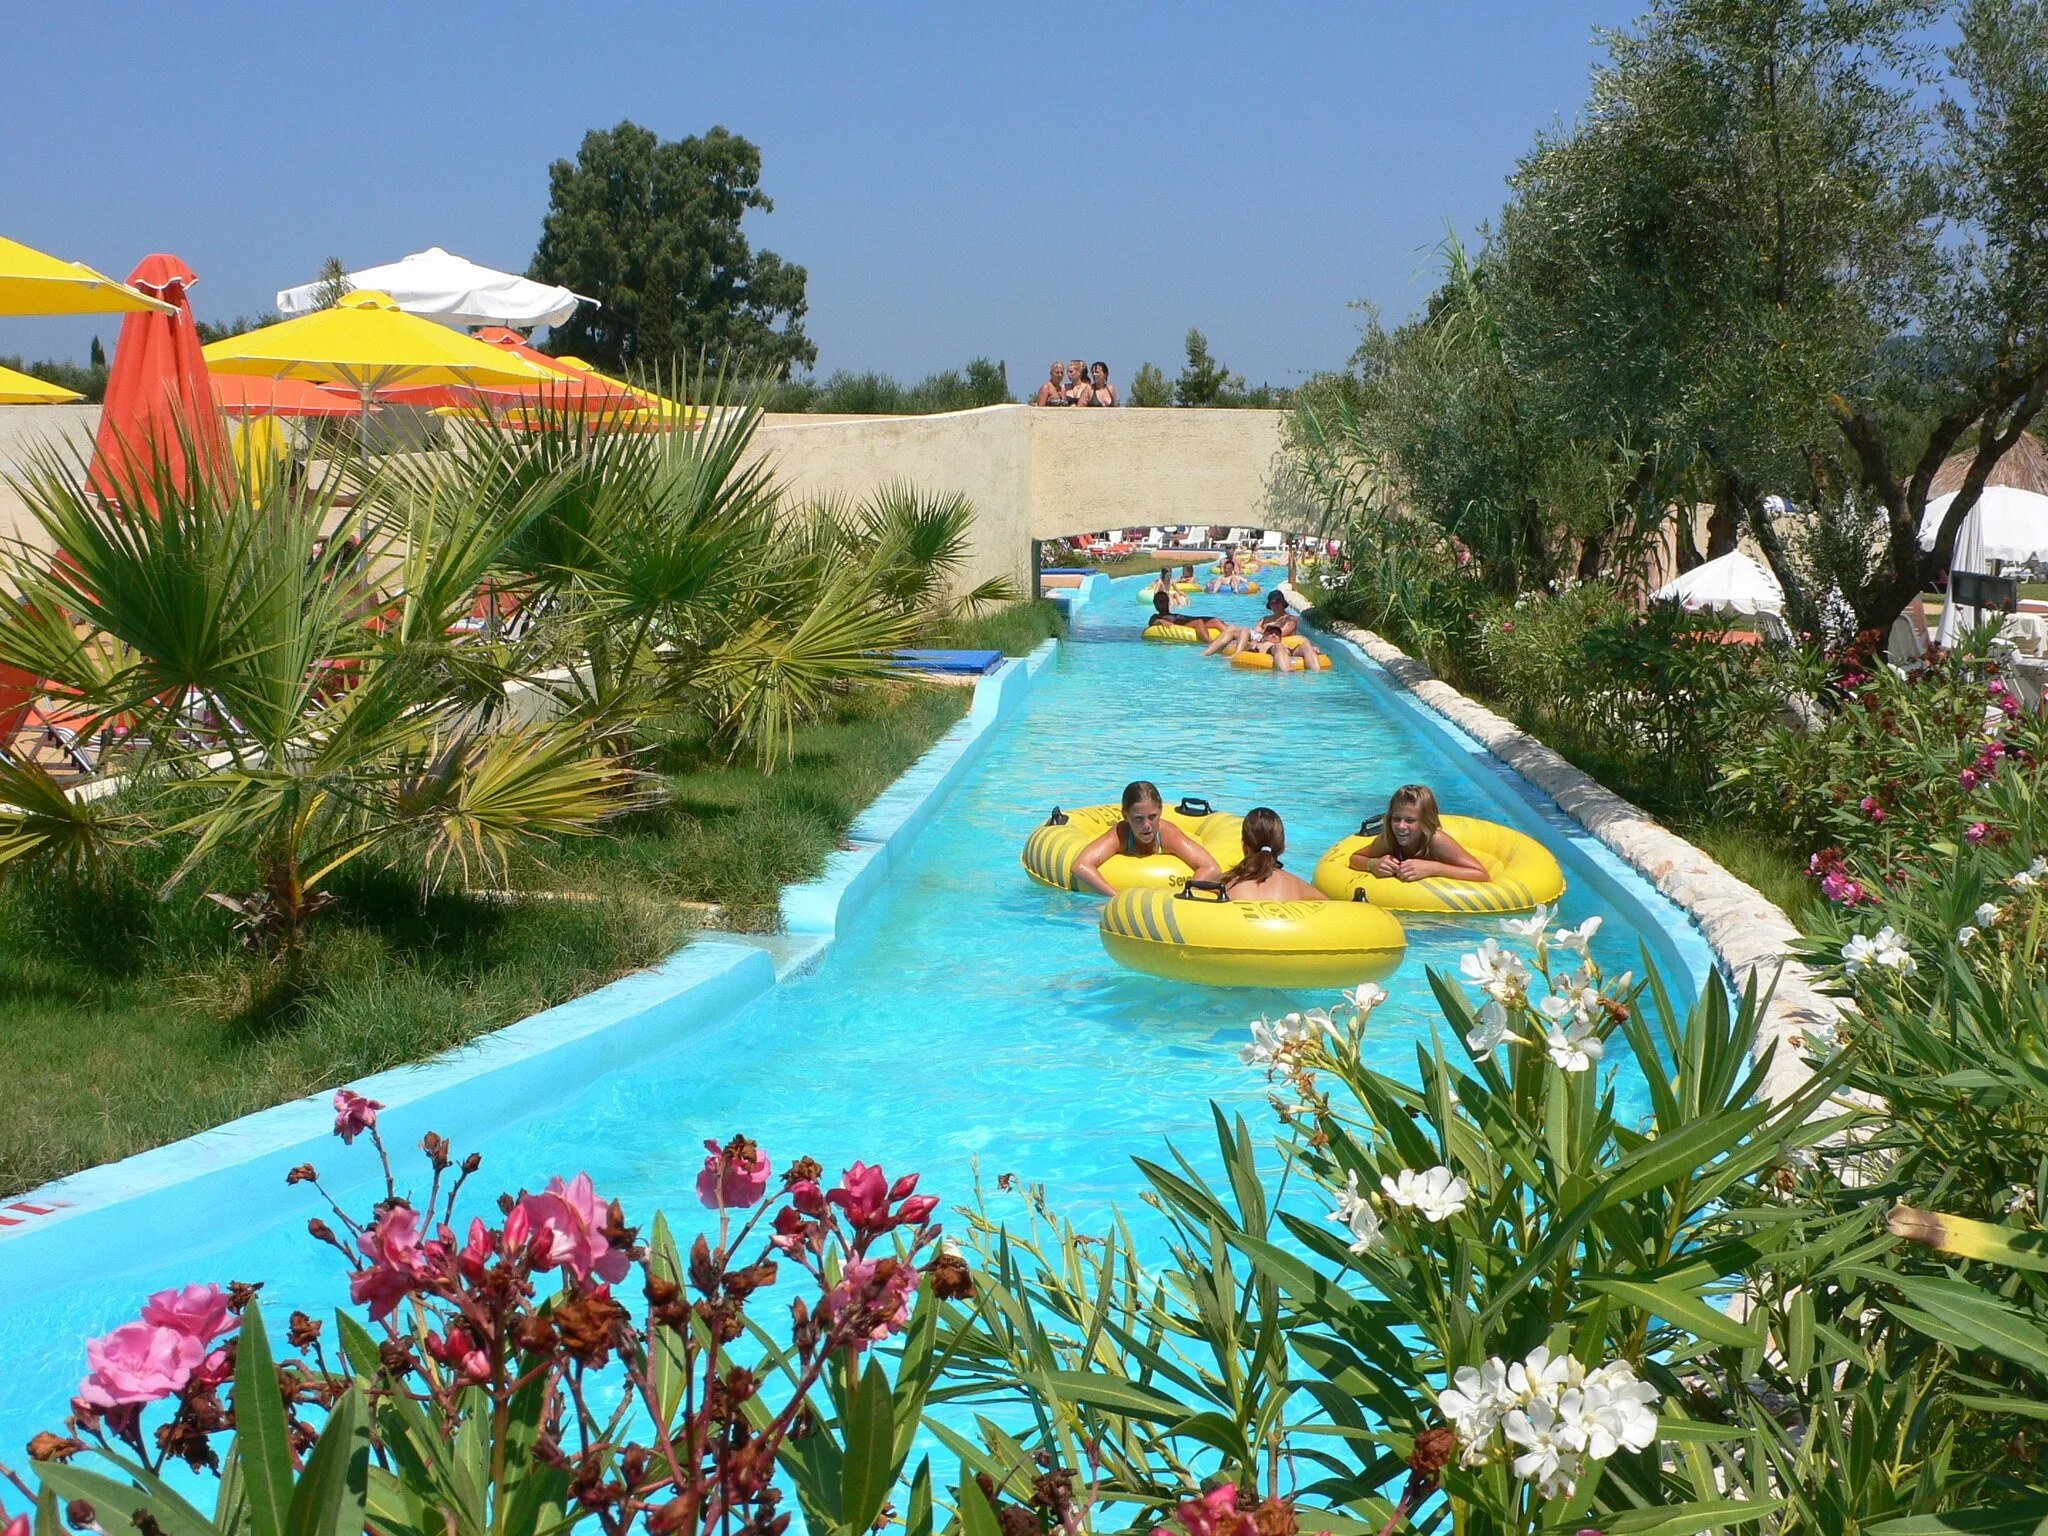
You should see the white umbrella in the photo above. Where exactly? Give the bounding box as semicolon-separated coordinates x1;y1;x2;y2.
1919;484;2048;567
1651;551;1785;616
1936;497;1989;648
276;247;592;329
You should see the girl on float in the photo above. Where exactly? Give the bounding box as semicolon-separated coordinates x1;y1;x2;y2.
1216;808;1326;901
1071;780;1224;898
1348;783;1492;883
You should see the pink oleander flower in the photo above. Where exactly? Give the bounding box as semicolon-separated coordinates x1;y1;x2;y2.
1968;821;1989;843
426;1324;491;1384
1999;693;2021;717
1961;768;1980;790
1860;796;1885;822
351;1203;438;1320
1174;1485;1242;1536
78;1321;207;1407
333;1088;383;1144
139;1283;236;1344
828;1163;939;1237
1820;869;1868;906
823;1256;920;1353
697;1136;772;1211
772;1204;821;1255
515;1173;630;1285
7;1513;30;1536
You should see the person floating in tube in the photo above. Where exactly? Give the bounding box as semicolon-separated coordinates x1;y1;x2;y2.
1350;784;1492;883
1146;590;1229;641
1071;780;1223;898
1217;808;1325;901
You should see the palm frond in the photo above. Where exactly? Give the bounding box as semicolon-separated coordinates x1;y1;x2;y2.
0;755;130;882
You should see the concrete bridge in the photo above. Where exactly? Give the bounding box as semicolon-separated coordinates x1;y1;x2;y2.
1;402;1316;598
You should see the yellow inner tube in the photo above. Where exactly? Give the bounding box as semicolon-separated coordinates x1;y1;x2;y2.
1231;635;1331;671
1144;623;1202;643
1022;802;1245;893
1100;887;1405;987
1210;579;1262;593
1173;581;1205;593
1137;587;1190;606
1311;815;1566;914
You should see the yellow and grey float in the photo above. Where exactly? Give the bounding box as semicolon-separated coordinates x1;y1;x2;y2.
1021;798;1245;893
1173;580;1205;593
1143;623;1203;643
1099;884;1406;987
1230;635;1332;671
1311;814;1566;914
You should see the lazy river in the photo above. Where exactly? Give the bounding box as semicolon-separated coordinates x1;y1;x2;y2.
0;571;1713;1451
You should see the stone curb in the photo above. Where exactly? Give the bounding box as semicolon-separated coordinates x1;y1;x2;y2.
1290;596;1833;1103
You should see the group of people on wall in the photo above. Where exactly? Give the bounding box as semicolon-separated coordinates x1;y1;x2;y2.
1033;359;1117;407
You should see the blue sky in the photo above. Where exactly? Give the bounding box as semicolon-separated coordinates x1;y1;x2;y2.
3;2;1640;387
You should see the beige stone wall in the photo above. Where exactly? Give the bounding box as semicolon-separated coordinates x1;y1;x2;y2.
0;404;99;556
751;404;1307;598
0;403;1311;600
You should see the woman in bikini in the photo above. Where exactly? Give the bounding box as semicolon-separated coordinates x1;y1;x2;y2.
1033;360;1070;407
1348;784;1491;883
1071;780;1223;898
1217;808;1325;901
1064;359;1094;406
1088;361;1118;407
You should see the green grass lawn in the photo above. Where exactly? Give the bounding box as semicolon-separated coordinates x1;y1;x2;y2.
0;604;1063;1198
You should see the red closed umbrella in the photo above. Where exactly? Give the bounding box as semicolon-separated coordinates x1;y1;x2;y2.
87;254;231;506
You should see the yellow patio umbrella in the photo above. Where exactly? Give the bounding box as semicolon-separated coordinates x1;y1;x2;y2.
200;289;562;407
556;358;702;424
0;234;175;315
0;362;83;403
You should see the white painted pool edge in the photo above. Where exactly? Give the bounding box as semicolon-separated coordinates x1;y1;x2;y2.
1279;586;1832;1104
0;642;1056;1286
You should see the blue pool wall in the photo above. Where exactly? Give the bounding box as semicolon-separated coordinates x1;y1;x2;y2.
0;643;1054;1306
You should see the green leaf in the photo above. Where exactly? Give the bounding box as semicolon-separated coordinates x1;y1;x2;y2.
214;1439;249;1536
1039;1369;1192;1423
840;1356;899;1536
1886;1273;2048;1377
1887;1206;2048;1272
904;1460;933;1536
1869;1499;2048;1536
1582;1276;1761;1349
283;1387;369;1536
34;1482;63;1536
234;1302;295;1536
1603;1497;1782;1535
33;1466;213;1536
955;1464;1003;1536
648;1213;689;1430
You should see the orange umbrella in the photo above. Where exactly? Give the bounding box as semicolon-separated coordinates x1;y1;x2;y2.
209;372;363;417
376;325;652;412
86;254;230;505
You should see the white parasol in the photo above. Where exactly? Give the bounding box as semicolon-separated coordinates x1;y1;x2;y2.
276;247;592;329
1651;551;1786;616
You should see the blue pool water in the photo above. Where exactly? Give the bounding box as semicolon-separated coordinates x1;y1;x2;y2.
0;573;1708;1453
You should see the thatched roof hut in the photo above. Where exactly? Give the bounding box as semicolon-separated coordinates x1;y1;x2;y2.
1932;431;2048;497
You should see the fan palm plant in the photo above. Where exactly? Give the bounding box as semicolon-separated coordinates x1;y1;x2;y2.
443;375;939;769
0;423;642;953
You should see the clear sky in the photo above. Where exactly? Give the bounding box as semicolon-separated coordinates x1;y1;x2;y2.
3;2;1641;389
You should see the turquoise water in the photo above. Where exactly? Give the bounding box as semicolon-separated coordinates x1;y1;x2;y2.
0;574;1704;1455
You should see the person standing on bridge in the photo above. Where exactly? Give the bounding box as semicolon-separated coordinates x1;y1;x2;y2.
1034;361;1071;407
1086;361;1118;406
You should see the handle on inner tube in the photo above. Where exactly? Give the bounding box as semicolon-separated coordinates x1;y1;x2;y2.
1046;806;1069;825
1358;813;1384;837
1178;879;1230;903
1176;796;1213;816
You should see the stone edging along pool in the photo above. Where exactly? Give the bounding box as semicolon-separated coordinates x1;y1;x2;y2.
1276;586;1835;1104
0;641;1056;1291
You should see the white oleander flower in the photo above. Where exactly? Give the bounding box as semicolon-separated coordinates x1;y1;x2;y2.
1438;1360;1511;1463
1500;903;1555;942
1957;924;1980;948
1506;1344;1579;1404
1501;1398;1581;1499
1328;1167;1384;1253
1551;915;1603;955
1467;998;1510;1054
1381;1164;1470;1221
1459;939;1531;1002
2009;1184;2037;1215
2012;857;2048;892
1303;1007;1336;1036
1240;1014;1313;1067
1978;901;2003;927
1342;981;1388;1016
1541;1013;1605;1073
1841;925;1915;978
1578;1360;1661;1456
